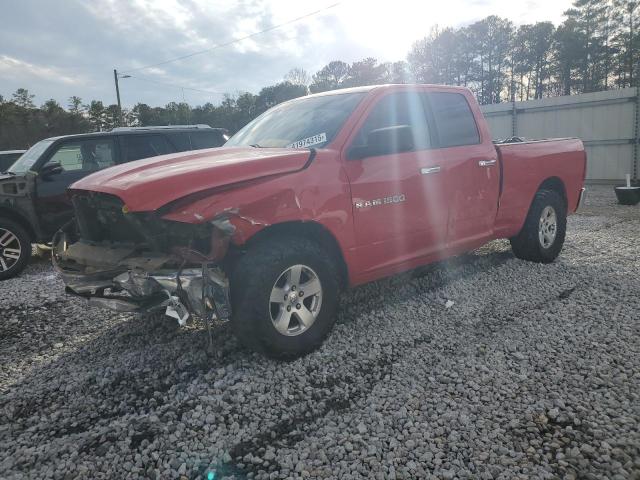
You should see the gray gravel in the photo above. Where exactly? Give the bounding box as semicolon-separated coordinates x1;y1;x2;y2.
1;185;638;480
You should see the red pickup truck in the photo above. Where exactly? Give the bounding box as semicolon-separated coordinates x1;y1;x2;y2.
54;84;586;358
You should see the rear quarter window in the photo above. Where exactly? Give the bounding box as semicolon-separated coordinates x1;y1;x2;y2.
427;92;480;148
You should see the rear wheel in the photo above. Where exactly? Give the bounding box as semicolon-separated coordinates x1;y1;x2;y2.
510;189;566;263
0;218;31;280
231;237;340;359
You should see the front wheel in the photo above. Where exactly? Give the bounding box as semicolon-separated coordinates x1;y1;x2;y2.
510;189;567;263
231;237;340;359
0;218;31;280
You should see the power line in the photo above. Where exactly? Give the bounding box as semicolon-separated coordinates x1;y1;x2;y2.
120;2;342;74
125;73;226;96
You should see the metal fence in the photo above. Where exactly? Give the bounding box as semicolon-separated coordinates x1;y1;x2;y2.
480;87;639;182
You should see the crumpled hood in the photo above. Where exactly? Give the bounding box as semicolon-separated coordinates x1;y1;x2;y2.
0;173;24;182
70;147;312;212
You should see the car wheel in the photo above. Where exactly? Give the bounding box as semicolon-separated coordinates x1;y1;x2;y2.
0;218;31;280
231;237;340;359
510;189;567;263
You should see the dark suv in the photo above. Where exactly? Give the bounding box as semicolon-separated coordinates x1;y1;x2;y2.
0;125;228;279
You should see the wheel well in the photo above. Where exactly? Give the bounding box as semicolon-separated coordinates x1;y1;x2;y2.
241;221;349;288
0;207;35;241
538;177;567;209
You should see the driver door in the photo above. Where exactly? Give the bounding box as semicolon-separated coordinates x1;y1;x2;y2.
342;90;450;278
35;138;118;238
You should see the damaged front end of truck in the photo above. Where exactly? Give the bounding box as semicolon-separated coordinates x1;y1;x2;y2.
53;191;234;325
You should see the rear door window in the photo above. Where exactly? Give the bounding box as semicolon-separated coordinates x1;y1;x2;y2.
166;132;192;152
426;92;480;147
121;135;172;162
190;131;225;149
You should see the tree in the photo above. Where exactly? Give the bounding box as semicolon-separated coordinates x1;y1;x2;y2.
389;61;412;83
563;0;611;93
516;22;556;99
468;16;514;104
104;104;121;129
131;103;154;126
512;24;534;100
284;68;311;87
68;96;83;114
309;61;350;93
408;26;477;89
612;0;639;86
343;57;391;87
0;90;92;149
452;27;475;87
553;18;586;95
256;81;307;111
12;88;35;109
408;26;451;84
85;100;106;131
41;99;66;135
234;92;259;128
164;102;192;125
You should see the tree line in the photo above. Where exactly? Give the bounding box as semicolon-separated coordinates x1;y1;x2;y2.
1;0;637;150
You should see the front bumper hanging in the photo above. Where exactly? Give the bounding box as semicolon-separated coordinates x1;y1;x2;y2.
52;231;231;325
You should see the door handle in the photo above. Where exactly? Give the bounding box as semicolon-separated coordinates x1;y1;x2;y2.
478;159;497;167
421;166;441;175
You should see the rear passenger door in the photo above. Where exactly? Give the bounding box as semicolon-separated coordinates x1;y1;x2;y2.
119;134;173;163
425;91;500;247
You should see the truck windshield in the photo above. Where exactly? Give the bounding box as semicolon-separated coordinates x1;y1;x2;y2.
8;139;54;174
226;92;366;149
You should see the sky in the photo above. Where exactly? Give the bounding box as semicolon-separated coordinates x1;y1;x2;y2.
0;0;574;108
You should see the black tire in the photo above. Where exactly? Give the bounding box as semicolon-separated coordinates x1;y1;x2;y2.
231;236;340;359
510;189;567;263
0;217;31;280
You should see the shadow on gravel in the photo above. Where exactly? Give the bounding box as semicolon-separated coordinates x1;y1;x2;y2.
336;246;515;325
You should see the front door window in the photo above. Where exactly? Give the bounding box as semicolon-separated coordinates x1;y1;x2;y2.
46;139;116;172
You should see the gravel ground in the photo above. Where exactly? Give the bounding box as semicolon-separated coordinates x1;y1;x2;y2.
0;185;638;480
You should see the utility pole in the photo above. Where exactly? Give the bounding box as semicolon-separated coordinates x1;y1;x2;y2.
113;69;123;127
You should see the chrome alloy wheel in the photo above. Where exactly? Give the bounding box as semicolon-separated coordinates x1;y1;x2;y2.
269;264;323;336
0;228;22;272
538;206;557;249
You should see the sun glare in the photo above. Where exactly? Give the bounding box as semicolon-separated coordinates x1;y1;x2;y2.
267;0;573;64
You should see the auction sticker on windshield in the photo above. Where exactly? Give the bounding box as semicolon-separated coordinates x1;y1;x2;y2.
287;133;327;149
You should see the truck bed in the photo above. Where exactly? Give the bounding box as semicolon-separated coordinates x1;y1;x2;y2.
493;138;586;239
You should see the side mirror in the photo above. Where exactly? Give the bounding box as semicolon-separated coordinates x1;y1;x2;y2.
40;162;63;178
348;125;415;160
